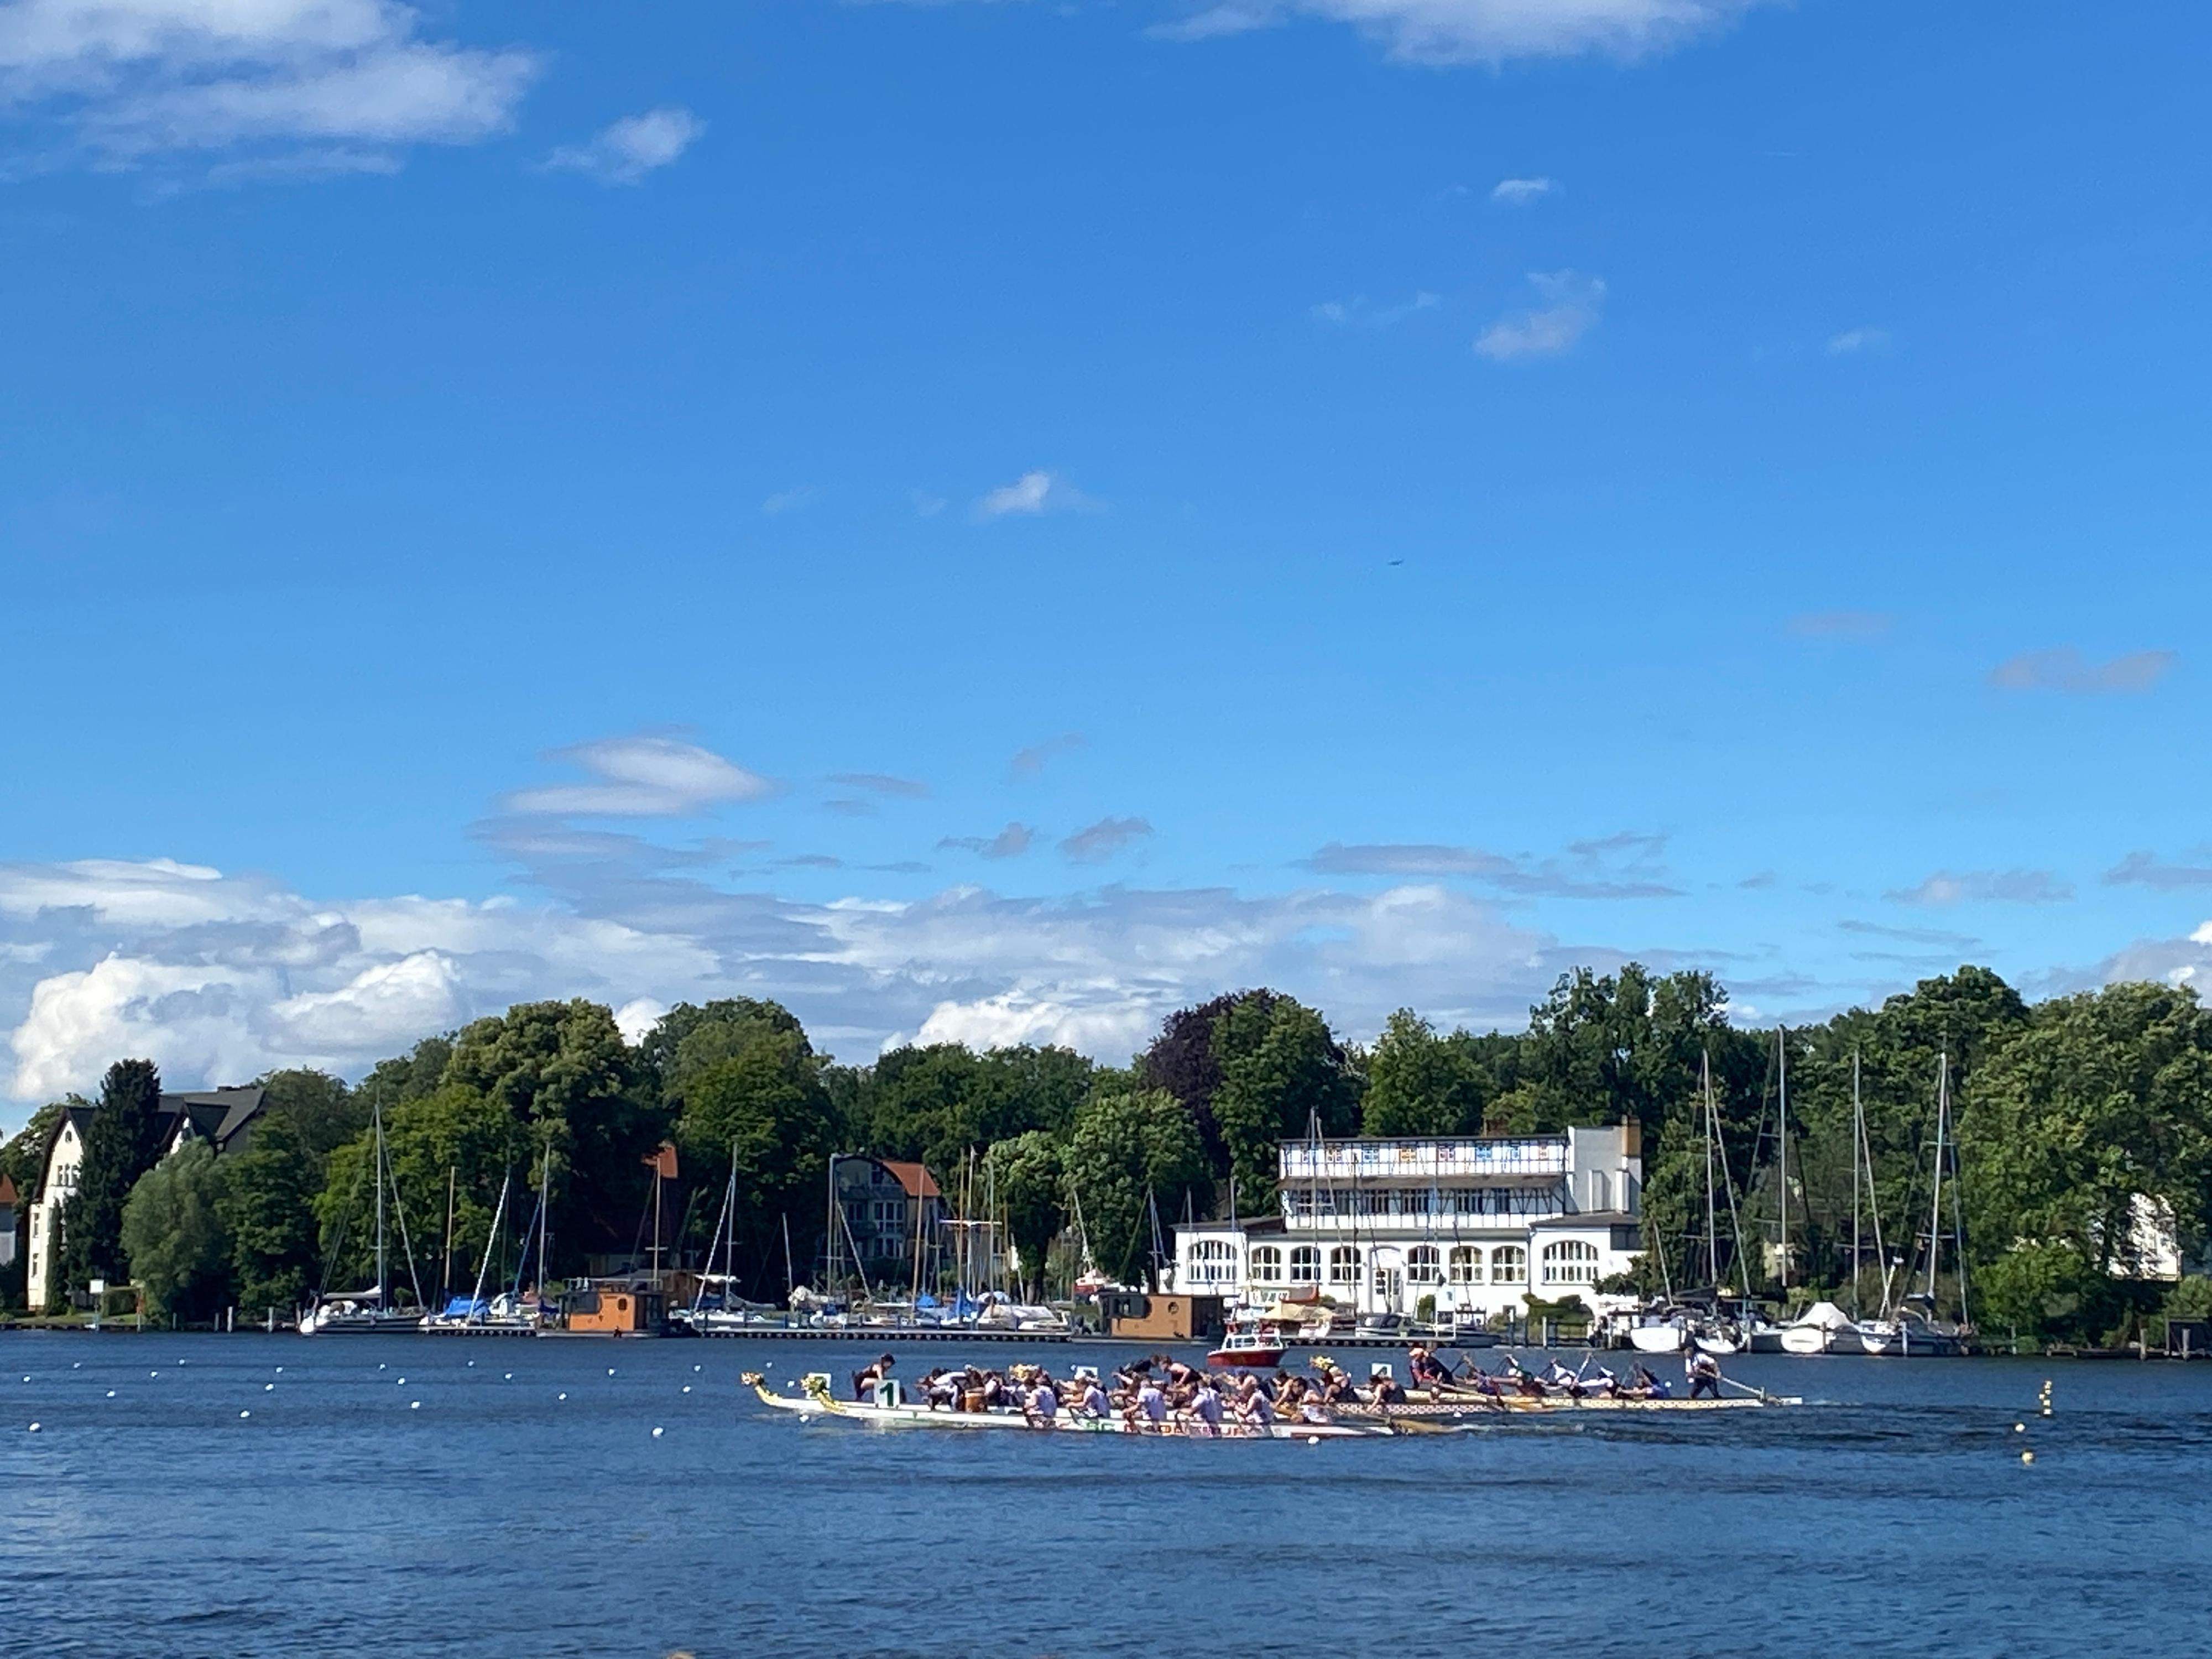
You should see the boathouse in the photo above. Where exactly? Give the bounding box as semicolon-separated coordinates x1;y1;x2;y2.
25;1087;267;1310
1168;1125;1645;1323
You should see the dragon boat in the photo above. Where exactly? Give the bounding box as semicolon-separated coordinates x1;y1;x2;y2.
744;1372;1394;1437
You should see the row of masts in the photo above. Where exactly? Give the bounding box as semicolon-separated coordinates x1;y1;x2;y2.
1687;1038;1969;1321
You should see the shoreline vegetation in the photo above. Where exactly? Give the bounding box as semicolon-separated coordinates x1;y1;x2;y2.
3;964;2209;1350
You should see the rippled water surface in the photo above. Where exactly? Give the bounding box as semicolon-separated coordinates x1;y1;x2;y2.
4;1332;2209;1658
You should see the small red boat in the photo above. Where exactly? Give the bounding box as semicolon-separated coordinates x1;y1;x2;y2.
1206;1328;1286;1368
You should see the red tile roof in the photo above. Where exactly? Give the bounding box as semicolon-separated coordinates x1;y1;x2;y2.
878;1160;941;1201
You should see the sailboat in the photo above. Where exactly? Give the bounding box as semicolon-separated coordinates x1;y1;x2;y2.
302;1094;425;1335
1781;1048;1875;1355
1858;1050;1967;1357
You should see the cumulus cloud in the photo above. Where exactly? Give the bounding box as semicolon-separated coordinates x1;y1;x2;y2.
1827;326;1891;356
1061;817;1154;864
1305;832;1681;899
1490;176;1553;205
972;470;1097;520
499;735;776;818
1475;270;1605;361
0;0;539;170
1;846;1603;1110
1150;1;1766;63
1988;648;2175;695
543;105;702;185
939;823;1036;860
1885;869;2075;907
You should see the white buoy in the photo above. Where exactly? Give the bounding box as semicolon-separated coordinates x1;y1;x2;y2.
651;1426;664;1438
239;1410;251;1419
2021;1449;2035;1465
608;1368;616;1376
1307;1436;1319;1446
72;1363;80;1370
693;1364;701;1372
265;1384;275;1392
682;1385;692;1394
378;1364;387;1371
106;1391;116;1399
504;1373;513;1380
557;1392;568;1401
149;1371;158;1378
275;1366;283;1373
28;1422;39;1433
2013;1422;2025;1433
410;1401;421;1410
397;1377;406;1385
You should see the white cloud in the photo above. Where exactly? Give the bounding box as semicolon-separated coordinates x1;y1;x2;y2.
544;105;702;185
0;0;539;170
1475;270;1605;361
0;846;1592;1110
973;469;1096;520
1310;291;1440;330
613;997;666;1045
1061;817;1153;864
1490;175;1553;205
1827;326;1891;355
1151;1;1766;64
500;735;776;818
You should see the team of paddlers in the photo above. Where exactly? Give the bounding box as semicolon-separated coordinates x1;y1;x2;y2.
846;1343;1723;1430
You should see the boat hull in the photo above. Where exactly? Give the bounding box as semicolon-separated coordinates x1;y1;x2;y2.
1629;1326;1688;1354
748;1380;1381;1437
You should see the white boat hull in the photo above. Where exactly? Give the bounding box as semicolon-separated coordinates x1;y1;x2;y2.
1629;1325;1688;1354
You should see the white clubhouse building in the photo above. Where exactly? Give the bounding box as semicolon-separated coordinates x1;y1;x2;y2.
1172;1125;1646;1321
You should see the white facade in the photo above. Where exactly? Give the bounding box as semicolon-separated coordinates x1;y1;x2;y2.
1173;1125;1645;1321
24;1113;87;1311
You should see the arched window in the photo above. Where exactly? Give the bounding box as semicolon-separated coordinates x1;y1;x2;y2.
1407;1245;1441;1285
1541;1239;1599;1285
1448;1246;1479;1284
1250;1245;1283;1285
1290;1245;1320;1284
1328;1246;1361;1285
1489;1245;1526;1285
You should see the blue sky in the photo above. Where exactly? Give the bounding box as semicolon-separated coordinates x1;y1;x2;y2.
5;1;2211;1123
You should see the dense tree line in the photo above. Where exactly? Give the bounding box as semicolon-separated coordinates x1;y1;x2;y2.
3;966;2209;1342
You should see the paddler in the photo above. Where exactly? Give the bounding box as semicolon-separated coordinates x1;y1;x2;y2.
850;1353;896;1401
1686;1349;1723;1400
1024;1371;1062;1426
1407;1345;1449;1389
1071;1367;1110;1419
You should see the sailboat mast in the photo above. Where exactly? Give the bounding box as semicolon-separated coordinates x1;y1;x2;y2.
1926;1051;1948;1306
440;1166;457;1303
373;1094;388;1303
1851;1048;1864;1318
1777;1027;1790;1292
1702;1051;1718;1289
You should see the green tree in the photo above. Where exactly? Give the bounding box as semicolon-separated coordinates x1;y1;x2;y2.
257;1068;367;1162
1963;982;2212;1277
672;1025;842;1292
120;1141;234;1323
1362;1009;1505;1136
358;1035;456;1108
444;1000;661;1262
983;1130;1065;1297
59;1059;165;1306
220;1113;324;1317
1063;1088;1207;1287
851;1042;1091;1185
1208;991;1360;1207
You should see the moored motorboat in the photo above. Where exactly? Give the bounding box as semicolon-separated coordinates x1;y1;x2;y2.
1207;1326;1286;1368
1857;1313;1962;1357
1778;1300;1861;1355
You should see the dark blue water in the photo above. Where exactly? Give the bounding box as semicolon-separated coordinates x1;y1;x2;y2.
3;1332;2207;1658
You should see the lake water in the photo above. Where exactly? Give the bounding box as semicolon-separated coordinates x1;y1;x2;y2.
3;1332;2208;1658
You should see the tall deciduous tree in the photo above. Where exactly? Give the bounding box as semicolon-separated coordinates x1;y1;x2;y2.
1063;1088;1207;1288
982;1130;1066;1297
219;1113;322;1317
60;1059;165;1305
1208;990;1361;1206
444;1000;661;1261
121;1141;234;1322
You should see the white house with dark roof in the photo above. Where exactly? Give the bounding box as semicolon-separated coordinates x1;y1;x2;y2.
1171;1124;1645;1321
25;1087;266;1309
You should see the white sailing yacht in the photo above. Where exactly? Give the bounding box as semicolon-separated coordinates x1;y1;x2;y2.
1858;1050;1968;1357
301;1095;425;1335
